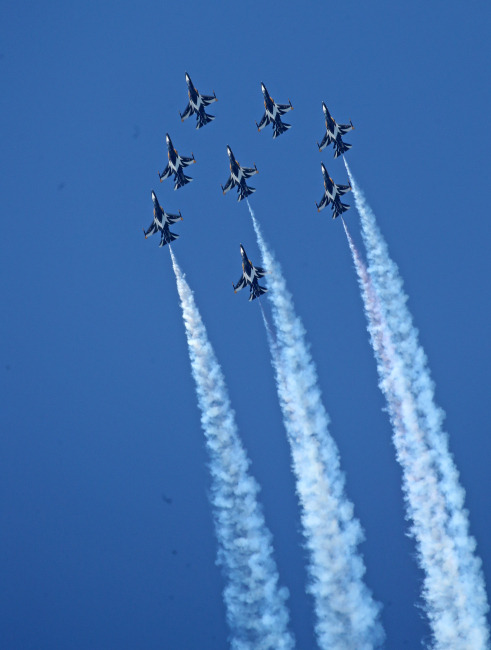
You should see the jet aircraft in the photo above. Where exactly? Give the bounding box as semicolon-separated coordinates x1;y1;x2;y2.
143;190;182;247
233;244;268;301
315;163;351;218
317;103;354;158
180;72;217;129
256;82;293;138
158;133;196;190
221;146;258;202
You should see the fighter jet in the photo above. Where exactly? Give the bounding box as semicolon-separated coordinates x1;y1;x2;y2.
256;82;293;139
143;190;182;247
317;103;354;158
158;133;196;190
233;244;268;301
180;72;217;129
221;146;258;202
316;163;351;218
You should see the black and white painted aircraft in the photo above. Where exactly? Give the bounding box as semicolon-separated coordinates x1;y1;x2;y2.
317;102;355;158
316;163;351;219
180;72;217;129
143;190;182;247
256;82;293;139
317;102;354;158
233;244;268;301
221;146;258;202
158;133;196;190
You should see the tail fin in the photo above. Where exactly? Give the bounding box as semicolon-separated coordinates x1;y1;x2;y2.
174;173;193;190
237;185;256;202
196;111;215;129
272;120;291;139
334;140;352;158
250;284;268;301
160;231;179;247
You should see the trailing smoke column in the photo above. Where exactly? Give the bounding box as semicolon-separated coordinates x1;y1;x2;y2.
343;164;490;649
247;202;385;650
170;247;295;650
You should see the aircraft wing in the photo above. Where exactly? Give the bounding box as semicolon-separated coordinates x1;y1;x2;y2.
222;174;236;194
336;183;351;196
241;166;257;179
201;93;217;106
256;112;271;131
159;163;172;181
254;266;267;279
165;212;182;224
318;131;334;152
180;102;194;121
317;194;331;211
180;155;195;168
233;274;248;293
144;222;159;238
277;102;293;116
337;122;353;135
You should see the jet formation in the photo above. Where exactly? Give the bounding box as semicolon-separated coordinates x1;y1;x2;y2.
316;163;351;219
256;82;294;139
143;191;183;247
317;102;354;158
158;133;196;190
221;146;258;202
233;244;268;301
180;72;218;129
145;75;356;291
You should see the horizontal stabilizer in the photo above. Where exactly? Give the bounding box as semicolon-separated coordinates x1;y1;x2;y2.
160;231;179;247
237;186;256;202
174;174;193;190
250;284;268;301
334;141;352;158
272;121;291;139
333;202;350;218
196;111;215;129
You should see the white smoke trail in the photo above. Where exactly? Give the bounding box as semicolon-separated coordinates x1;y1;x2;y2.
246;203;384;650
343;163;490;649
169;247;295;650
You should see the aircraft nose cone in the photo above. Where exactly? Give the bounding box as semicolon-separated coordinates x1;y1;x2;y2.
322;102;327;113
166;133;170;143
185;72;190;82
151;190;156;200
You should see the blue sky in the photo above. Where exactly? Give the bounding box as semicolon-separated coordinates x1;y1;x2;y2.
2;1;491;648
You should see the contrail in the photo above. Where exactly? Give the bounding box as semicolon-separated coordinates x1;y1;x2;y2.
343;163;490;649
169;247;295;650
247;202;384;650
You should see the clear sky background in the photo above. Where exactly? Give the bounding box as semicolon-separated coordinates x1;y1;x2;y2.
2;1;491;648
